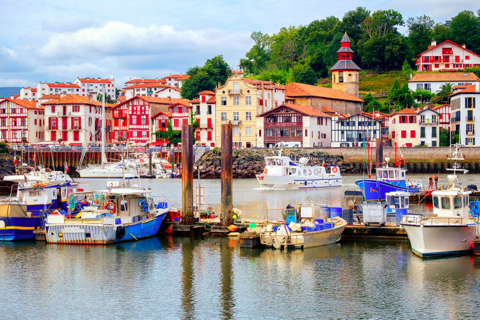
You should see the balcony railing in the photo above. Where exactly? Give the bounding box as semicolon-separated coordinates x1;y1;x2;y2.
451;117;460;122
72;126;82;130
49;125;58;130
419;119;438;124
466;117;475;122
232;120;241;125
228;89;243;95
265;122;302;127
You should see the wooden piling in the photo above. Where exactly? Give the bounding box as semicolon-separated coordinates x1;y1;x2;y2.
181;125;194;225
221;123;233;226
375;138;383;168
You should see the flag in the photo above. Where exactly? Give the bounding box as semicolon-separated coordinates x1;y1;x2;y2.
65;161;69;173
13;151;17;165
370;188;378;193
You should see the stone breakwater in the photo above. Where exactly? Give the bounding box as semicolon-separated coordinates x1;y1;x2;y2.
0;150;16;193
193;149;349;179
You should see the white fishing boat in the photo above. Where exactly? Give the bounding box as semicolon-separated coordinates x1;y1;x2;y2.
401;145;476;257
256;151;341;189
260;199;347;249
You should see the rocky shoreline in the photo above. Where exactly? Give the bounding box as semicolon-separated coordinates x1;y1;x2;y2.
193;149;357;179
0;149;16;193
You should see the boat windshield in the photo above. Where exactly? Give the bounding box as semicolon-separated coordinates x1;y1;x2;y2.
454;196;462;209
434;196;439;208
441;197;451;209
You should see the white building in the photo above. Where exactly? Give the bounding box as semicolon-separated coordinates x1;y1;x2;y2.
42;94;104;145
415;40;480;72
37;82;81;99
73;78;116;100
0;99;45;143
408;72;479;93
256;103;332;148
331;113;381;148
192;91;216;147
123;84;180;100
450;83;480;146
19;88;38;100
162;74;190;88
417;108;441;147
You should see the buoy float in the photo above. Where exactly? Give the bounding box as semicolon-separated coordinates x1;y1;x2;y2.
228;225;238;232
264;169;268;174
332;167;338;173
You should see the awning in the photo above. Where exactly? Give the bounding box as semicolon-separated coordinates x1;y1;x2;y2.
69;143;83;146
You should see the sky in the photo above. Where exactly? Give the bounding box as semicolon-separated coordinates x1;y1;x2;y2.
0;0;478;88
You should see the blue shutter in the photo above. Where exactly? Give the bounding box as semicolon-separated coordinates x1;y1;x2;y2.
465;138;468;145
474;97;476;109
465;97;468;108
474;138;476;145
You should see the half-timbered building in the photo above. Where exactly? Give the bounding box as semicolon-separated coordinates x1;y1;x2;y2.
256;103;332;148
191;91;216;146
0;99;45;143
331;113;381;148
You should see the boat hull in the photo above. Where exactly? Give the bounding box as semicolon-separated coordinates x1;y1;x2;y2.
256;174;342;189
402;223;476;257
261;220;346;249
0;216;43;241
356;179;420;201
78;169;136;179
115;213;166;243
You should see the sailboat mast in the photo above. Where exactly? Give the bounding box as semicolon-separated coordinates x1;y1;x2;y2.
101;88;106;168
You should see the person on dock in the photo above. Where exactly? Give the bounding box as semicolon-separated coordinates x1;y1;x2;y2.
434;174;438;190
428;175;433;190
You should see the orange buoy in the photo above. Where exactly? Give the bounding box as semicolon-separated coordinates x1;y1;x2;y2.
165;224;173;234
228;225;238;232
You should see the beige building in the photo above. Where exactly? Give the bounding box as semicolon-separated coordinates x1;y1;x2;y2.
390;108;419;147
215;74;285;148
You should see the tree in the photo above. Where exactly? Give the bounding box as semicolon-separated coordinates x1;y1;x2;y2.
97;93;116;104
324;32;343;69
407;15;435;55
181;55;231;100
154;120;181;147
413;89;434;103
297;67;318;85
450;10;480;53
440;128;454;146
396;84;414;109
402;59;413;79
340;7;371;42
436;83;454;104
387;79;401;105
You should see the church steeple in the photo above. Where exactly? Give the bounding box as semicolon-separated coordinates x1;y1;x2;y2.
330;32;361;98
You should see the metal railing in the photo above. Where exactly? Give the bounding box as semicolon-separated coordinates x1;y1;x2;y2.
402;215;465;226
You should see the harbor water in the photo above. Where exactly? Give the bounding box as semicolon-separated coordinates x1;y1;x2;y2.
2;174;480;318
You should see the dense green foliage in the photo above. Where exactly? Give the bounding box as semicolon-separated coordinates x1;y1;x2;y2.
181;55;231;100
240;8;480;86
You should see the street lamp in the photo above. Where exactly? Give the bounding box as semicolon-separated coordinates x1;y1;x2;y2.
239;133;242;148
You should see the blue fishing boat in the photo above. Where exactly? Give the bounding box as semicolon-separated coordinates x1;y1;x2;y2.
355;143;422;201
44;180;169;244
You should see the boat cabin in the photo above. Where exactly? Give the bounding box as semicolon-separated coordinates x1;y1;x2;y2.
385;191;410;210
375;167;406;181
432;190;470;219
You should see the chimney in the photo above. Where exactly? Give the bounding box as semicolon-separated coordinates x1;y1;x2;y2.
431;40;437;46
410;73;413;79
476;82;480;93
463;44;466;49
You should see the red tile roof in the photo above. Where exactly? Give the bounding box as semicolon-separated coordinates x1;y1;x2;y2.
46;83;80;88
207;96;215;103
114;96;191;109
416;40;480;59
77;78;112;84
123;83;176;90
125;79;167;84
39;94;60;100
41;94;99;106
168;102;191;109
451;83;480;96
231;70;244;74
3;99;42;110
164;74;190;80
432;104;450;110
409;72;479;82
198;90;216;95
257;103;332;117
394;108;417;115
151;110;172;119
285;82;364;103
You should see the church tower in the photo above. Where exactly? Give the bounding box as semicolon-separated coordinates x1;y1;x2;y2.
330;33;361;98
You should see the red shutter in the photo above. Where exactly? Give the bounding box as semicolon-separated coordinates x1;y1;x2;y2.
183;118;187;125
196;131;200;140
202;96;206;103
174;119;179;127
401;131;406;138
260;99;263;106
411;130;416;138
207;117;212;128
207;131;212;141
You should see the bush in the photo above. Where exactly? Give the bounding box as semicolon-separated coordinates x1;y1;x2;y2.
0;142;8;153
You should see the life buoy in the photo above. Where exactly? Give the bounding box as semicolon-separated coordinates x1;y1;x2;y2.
105;201;116;214
332;167;338;173
264;169;268;174
77;188;84;192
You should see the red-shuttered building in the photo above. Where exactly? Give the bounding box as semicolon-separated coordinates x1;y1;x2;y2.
432;104;451;130
0;99;45;143
112;96;190;145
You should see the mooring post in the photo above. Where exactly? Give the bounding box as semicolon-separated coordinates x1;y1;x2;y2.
221;123;233;226
149;146;152;177
376;138;383;168
182;125;194;225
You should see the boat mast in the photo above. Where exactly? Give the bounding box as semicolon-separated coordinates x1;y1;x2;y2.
101;87;106;169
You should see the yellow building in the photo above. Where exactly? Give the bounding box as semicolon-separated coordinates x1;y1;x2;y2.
390;108;418;147
215;74;285;147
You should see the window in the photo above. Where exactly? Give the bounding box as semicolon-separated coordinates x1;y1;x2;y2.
233;82;239;94
233;96;239;105
207;105;212;115
466;97;475;108
246;112;251;121
132;117;137;124
73;131;79;141
434;196;439;208
141;116;146;125
409;116;416;123
420;127;425;138
466;55;470;60
233;112;239;121
34;119;37;125
221;112;227;121
73;105;79;112
51;106;55;113
246;127;251;136
133;131;137;137
468;110;473;121
142;131;147;137
221;97;227;106
432;141;437;147
454;196;462;209
339;71;344;83
400;116;406;123
207;131;212;141
432;127;437;138
233;127;239;136
410;130;416;138
246;96;252;105
259;129;262;137
467;124;474;134
441;197;450;209
416;84;422;90
401;131;407;138
196;106;200;115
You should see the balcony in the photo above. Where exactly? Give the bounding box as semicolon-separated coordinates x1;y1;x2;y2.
232;120;241;125
466;117;475;122
199;124;213;129
265;121;303;127
228;89;243;95
49;125;58;130
419;119;438;125
451;117;460;122
72;126;82;130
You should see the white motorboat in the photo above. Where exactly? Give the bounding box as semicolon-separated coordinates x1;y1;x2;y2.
260;199;347;249
78;162;136;179
256;151;342;189
401;145;476;257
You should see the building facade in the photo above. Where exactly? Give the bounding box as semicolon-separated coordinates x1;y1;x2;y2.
417;108;440;147
123;84;180;99
0;99;45;143
42;95;106;145
390;108;418;147
415;40;480;72
37;82;81;99
408;72;479;94
73;78;116;100
331;113;381;148
162;74;190;88
432;104;451;130
215;74;285;148
19;88;37;100
450;83;480;146
192;91;216;146
256;103;332;148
